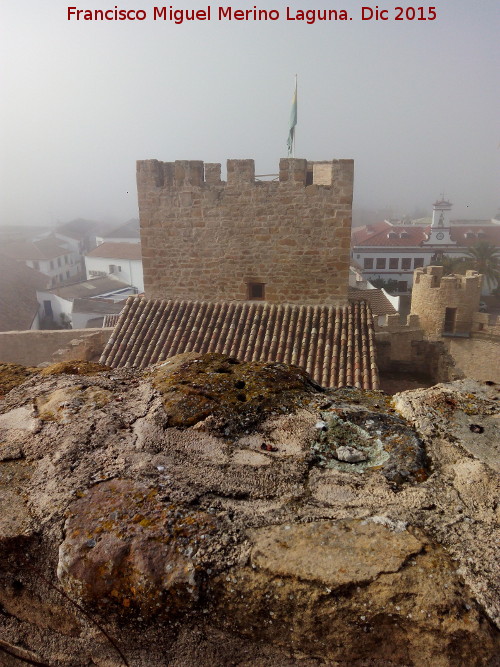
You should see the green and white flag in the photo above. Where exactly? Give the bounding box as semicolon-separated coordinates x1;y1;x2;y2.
287;76;297;156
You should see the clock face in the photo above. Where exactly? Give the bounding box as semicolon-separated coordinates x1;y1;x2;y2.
436;232;444;240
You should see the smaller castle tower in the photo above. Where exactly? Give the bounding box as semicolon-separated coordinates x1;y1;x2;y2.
410;265;482;338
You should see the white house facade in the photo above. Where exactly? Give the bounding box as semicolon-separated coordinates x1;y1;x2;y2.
85;242;144;292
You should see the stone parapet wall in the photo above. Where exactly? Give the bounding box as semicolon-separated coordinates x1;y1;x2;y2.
411;266;482;337
444;335;500;384
472;312;500;337
137;157;354;305
0;329;112;367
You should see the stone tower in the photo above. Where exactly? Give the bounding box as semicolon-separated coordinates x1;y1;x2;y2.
136;158;354;305
410;265;482;338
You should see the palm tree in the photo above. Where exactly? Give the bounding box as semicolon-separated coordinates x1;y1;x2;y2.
431;253;468;276
463;241;500;289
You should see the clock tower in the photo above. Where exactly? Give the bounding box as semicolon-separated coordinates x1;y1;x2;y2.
424;197;455;246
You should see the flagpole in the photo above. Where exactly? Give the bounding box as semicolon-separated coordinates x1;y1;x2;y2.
293;74;297;158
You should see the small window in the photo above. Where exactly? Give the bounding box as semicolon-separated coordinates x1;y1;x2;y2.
376;258;386;269
109;264;116;273
33;261;40;270
57;257;62;267
413;258;424;269
50;260;54;270
388;232;398;239
401;258;412;270
247;282;265;300
400;232;410;239
465;232;475;239
363;258;374;269
389;258;399;270
66;271;70;279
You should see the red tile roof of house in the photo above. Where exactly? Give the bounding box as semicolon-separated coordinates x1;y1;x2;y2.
86;242;142;260
2;238;70;260
352;221;500;248
100;297;380;389
352;222;428;247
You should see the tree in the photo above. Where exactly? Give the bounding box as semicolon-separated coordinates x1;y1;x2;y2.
463;241;500;290
430;253;468;276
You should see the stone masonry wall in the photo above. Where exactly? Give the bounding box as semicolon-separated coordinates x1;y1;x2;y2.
137;158;354;305
445;334;500;384
410;266;482;338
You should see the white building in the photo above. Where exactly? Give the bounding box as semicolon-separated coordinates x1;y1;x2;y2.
85;242;144;292
1;237;81;287
351;200;500;293
95;219;140;246
36;276;136;329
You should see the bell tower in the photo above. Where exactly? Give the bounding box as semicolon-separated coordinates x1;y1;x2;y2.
424;196;455;245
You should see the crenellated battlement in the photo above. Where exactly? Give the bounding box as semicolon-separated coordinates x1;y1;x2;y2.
413;266;483;293
137;157;354;305
137;158;354;192
411;266;483;338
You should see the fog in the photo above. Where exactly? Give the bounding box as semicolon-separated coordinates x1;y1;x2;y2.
1;0;498;227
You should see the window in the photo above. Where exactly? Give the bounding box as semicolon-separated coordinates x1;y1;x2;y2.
50;260;54;270
363;258;374;269
59;274;63;282
400;232;410;239
33;261;40;270
401;258;412;270
109;264;116;273
389;258;399;270
465;232;475;239
376;258;386;269
414;258;424;269
43;301;53;317
388;232;398;239
66;271;70;279
57;257;62;267
65;255;69;265
247;282;265;300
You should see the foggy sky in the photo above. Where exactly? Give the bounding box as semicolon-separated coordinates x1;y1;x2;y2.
1;0;499;227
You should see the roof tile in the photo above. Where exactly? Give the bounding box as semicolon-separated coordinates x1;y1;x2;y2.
100;298;380;390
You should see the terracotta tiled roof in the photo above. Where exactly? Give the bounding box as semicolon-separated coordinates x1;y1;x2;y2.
352;222;428;247
352;221;500;248
86;242;142;260
449;226;500;246
348;288;397;316
100;298;379;389
2;238;70;260
103;314;121;328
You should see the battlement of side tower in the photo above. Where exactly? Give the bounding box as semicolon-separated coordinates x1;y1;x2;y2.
137;158;354;305
411;266;483;337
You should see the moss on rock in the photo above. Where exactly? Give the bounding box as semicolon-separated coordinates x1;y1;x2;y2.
150;352;320;434
39;360;110;376
0;363;39;398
